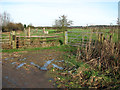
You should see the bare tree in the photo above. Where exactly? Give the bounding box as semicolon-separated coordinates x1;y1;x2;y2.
53;15;73;31
0;11;11;27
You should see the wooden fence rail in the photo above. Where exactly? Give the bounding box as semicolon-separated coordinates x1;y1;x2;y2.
1;28;116;49
8;30;64;49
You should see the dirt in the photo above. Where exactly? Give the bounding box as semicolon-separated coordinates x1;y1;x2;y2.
2;49;65;88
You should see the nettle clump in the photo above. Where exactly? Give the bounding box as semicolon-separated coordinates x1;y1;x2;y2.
76;40;120;73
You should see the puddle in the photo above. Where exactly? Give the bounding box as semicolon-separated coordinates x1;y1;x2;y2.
4;58;9;60
30;62;41;69
4;57;14;60
30;59;55;71
40;67;47;71
30;59;63;71
11;62;17;64
52;64;63;70
41;59;54;70
55;60;64;62
16;63;26;69
19;58;26;61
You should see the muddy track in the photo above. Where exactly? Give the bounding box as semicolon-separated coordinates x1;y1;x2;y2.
2;49;65;88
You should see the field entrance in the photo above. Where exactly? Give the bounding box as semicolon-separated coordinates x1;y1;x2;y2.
1;28;64;49
66;27;118;47
67;31;102;47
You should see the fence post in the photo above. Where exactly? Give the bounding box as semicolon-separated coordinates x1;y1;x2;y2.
100;33;103;42
16;37;19;48
28;27;31;37
9;32;12;46
98;33;100;42
12;31;16;49
102;34;104;43
64;30;68;45
110;35;113;43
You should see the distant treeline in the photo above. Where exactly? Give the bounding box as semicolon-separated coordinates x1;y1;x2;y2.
35;25;119;29
2;24;119;32
70;25;118;28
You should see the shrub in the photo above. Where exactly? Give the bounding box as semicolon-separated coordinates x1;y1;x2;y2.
2;22;24;32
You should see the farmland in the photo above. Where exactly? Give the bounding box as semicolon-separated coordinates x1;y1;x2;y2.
1;27;118;49
1;27;120;89
1;0;120;89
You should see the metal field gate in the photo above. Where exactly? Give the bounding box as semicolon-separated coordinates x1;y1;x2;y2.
66;31;103;47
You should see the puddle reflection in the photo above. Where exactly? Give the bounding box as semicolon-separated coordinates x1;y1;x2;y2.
30;62;41;69
52;64;63;70
11;62;17;64
19;58;26;61
4;57;14;60
55;60;64;62
41;59;54;70
9;57;64;71
16;63;26;69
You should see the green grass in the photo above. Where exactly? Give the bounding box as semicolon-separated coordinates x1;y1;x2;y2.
2;45;72;53
2;46;58;53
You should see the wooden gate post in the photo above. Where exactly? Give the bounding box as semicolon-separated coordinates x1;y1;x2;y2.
28;27;31;37
102;34;104;43
12;31;16;49
98;33;101;42
100;33;103;42
24;28;26;36
9;32;12;46
64;30;68;45
16;37;19;48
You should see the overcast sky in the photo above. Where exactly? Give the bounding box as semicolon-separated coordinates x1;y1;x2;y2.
0;0;119;26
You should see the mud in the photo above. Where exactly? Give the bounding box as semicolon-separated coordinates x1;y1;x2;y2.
2;49;65;88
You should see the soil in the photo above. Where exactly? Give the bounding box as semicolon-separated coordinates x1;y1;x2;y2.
2;49;65;88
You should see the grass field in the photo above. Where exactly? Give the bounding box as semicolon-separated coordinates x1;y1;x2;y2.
1;28;118;51
1;27;120;89
20;28;119;42
2;28;118;39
